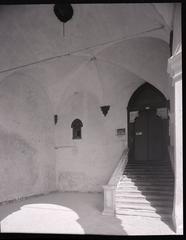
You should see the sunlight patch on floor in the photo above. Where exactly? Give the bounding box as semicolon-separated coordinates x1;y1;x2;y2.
1;203;85;234
116;214;175;235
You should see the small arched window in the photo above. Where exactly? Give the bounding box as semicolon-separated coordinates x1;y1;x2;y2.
71;119;83;139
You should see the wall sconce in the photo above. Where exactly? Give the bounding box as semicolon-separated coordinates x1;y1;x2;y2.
100;105;110;117
54;114;58;125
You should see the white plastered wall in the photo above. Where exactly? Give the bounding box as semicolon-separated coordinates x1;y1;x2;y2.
0;72;56;202
55;60;144;192
0;36;171;199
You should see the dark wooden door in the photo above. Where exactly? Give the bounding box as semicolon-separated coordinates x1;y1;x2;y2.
134;109;163;162
134;110;148;161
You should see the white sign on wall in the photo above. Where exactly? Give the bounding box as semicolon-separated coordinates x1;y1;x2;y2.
116;128;125;136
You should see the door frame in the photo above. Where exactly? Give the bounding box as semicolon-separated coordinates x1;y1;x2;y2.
127;83;170;163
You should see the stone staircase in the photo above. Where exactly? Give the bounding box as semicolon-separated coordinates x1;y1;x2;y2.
115;161;174;220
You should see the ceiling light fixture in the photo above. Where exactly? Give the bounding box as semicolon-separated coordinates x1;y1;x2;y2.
54;3;74;37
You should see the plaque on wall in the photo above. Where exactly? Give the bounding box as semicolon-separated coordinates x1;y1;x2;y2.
116;128;125;136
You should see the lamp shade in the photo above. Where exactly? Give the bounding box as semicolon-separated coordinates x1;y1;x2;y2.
54;4;73;23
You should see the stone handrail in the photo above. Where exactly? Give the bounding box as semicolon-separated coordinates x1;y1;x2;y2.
102;148;129;215
168;145;174;175
108;148;129;186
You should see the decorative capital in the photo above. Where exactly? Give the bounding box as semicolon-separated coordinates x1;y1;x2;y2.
167;51;182;85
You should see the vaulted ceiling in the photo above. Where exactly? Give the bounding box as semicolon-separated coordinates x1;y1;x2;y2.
0;3;175;97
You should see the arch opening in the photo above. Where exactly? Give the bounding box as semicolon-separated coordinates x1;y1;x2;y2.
71;119;83;140
127;82;170;163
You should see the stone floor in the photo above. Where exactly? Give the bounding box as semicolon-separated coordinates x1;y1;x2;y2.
0;192;176;235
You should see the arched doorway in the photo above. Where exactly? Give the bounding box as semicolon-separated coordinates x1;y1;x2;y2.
127;83;170;163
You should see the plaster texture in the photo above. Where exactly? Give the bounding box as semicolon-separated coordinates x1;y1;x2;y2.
0;72;56;202
55;64;144;191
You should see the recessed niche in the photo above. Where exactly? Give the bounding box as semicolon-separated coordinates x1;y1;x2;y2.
71;119;83;139
54;114;58;125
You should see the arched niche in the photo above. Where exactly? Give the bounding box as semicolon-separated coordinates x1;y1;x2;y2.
71;119;83;140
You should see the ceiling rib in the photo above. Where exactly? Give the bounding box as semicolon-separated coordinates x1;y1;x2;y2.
0;25;165;75
151;3;172;31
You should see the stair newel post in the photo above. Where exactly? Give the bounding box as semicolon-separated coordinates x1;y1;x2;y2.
102;185;116;215
102;148;129;216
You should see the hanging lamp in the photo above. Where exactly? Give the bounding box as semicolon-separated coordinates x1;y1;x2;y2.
54;3;74;37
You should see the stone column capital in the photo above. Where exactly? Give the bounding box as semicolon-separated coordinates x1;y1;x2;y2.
167;49;182;85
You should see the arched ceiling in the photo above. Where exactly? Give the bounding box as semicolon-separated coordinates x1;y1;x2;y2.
0;4;174;71
95;37;170;94
0;3;174;98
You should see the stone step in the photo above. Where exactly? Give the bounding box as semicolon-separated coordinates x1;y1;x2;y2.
115;209;172;219
115;197;173;206
123;170;173;177
119;180;174;186
125;166;171;170
118;184;174;189
121;175;174;180
115;204;172;213
125;166;172;170
115;201;173;211
118;181;174;187
125;168;172;172
126;164;172;168
124;173;173;178
115;188;173;196
115;193;173;201
116;161;174;219
122;176;174;181
117;185;174;191
125;165;172;169
126;161;170;165
121;180;174;185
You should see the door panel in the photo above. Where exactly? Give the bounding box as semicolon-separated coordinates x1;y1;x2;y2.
134;110;164;162
134;111;148;162
148;111;163;162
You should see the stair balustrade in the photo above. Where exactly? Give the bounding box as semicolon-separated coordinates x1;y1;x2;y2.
168;145;175;175
102;148;129;215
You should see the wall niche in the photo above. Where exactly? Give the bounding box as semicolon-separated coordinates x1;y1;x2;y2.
71;119;83;139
